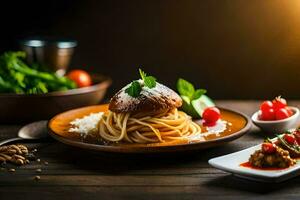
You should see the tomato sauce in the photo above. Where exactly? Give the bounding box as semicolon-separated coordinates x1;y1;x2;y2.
240;162;289;171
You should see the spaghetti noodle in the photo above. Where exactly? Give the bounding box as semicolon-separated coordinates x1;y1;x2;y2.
98;108;201;144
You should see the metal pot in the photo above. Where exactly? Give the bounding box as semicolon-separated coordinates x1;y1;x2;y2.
20;39;77;76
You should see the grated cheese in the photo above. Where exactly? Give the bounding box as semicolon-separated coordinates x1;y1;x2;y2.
69;112;104;138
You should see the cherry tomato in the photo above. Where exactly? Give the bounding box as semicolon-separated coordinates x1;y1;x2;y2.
260;101;273;112
259;109;275;120
67;70;92;88
202;107;221;126
273;96;287;111
284;134;296;144
275;108;290;120
261;143;276;154
293;130;300;144
293;129;300;138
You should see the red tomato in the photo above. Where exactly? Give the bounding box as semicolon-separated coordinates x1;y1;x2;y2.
284;134;296;144
293;129;300;138
67;70;92;88
261;143;276;154
259;109;275;120
273;96;287;111
293;130;300;144
275;108;290;120
202;107;221;126
260;101;273;112
283;134;296;144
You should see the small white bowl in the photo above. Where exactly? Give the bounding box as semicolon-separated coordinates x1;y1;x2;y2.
251;106;300;134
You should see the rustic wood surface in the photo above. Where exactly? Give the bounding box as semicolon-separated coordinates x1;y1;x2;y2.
1;100;300;200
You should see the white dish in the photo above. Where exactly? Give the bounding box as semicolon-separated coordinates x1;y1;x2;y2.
208;142;300;182
251;106;299;134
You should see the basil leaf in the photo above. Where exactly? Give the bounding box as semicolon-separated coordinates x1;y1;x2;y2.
177;78;195;98
192;89;207;100
125;80;142;97
139;68;156;88
144;76;156;88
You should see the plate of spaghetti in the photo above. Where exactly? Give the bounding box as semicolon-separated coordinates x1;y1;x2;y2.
48;69;251;153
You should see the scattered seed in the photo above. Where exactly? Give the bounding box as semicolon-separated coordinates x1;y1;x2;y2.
34;175;40;181
8;168;15;172
9;145;20;154
18;145;28;154
14;154;25;160
7;149;16;155
0;144;35;167
37;159;41;163
0;146;8;152
15;159;24;165
32;149;37;153
0;153;11;160
36;169;42;173
44;161;48;165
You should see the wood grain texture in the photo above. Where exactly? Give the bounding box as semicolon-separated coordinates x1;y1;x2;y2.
1;100;300;200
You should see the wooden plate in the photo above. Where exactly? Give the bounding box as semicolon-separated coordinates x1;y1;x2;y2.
48;104;252;153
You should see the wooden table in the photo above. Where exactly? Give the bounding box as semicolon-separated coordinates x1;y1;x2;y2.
1;100;300;200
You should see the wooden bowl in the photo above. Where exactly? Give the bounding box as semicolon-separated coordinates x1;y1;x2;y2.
0;74;111;124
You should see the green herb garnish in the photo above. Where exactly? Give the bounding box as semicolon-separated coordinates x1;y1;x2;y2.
139;69;156;88
177;78;206;100
125;69;157;97
125;80;142;97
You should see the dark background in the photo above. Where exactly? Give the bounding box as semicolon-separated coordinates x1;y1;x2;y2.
1;0;300;99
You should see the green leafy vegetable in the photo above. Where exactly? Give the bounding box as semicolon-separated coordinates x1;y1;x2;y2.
125;80;142;97
177;78;213;119
177;78;206;100
193;89;207;100
177;78;195;99
139;68;156;88
0;51;76;94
